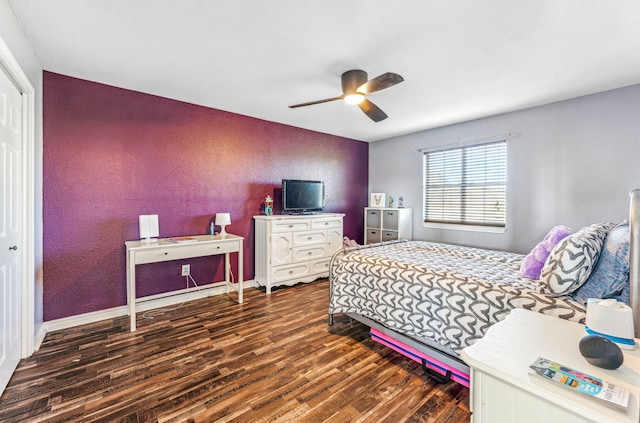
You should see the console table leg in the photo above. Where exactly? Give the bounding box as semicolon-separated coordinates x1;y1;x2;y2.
127;251;137;332
238;240;243;303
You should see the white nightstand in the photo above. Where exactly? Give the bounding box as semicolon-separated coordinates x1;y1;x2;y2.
460;308;640;423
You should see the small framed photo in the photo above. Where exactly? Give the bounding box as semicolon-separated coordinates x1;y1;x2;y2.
370;193;386;208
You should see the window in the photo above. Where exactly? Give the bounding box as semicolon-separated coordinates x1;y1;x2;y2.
423;140;507;228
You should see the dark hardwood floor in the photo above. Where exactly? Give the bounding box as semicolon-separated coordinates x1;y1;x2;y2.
0;280;470;422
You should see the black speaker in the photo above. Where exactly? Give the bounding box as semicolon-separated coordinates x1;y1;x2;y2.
579;335;624;370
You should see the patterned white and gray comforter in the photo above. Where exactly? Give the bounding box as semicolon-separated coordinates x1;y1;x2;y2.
329;241;586;355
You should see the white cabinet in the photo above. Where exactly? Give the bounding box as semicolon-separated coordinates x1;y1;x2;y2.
460;309;640;423
364;208;412;244
254;213;344;293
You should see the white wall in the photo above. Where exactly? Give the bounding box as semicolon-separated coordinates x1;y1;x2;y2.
370;84;640;254
0;0;44;345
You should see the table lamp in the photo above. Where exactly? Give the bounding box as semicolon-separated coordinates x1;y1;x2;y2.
215;213;231;237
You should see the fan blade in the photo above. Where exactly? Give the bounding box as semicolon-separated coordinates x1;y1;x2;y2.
288;96;343;108
357;72;404;94
358;99;388;122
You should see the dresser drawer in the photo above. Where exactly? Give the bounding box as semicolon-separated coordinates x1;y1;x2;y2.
293;244;327;262
310;258;330;275
271;219;311;233
311;217;342;230
133;241;239;264
271;262;310;283
293;230;327;246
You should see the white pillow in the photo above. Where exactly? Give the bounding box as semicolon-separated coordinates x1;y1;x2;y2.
538;222;615;296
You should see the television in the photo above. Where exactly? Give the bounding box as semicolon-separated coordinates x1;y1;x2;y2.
281;179;325;214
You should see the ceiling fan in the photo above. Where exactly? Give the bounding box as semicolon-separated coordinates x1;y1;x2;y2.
288;70;404;122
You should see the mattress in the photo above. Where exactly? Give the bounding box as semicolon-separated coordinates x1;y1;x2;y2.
329;241;587;354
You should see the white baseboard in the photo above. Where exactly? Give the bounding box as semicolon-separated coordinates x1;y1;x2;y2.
33;323;47;352
40;280;256;338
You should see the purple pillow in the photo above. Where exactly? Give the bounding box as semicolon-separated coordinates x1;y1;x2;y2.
520;225;572;279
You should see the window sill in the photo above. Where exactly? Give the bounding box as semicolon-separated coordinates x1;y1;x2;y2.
422;222;506;234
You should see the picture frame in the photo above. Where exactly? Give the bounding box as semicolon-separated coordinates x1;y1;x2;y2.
370;193;386;208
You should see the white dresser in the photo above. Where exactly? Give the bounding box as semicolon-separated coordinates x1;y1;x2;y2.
461;309;640;423
364;207;412;244
253;213;344;293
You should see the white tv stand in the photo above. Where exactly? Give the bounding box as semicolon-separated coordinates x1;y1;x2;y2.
253;213;344;293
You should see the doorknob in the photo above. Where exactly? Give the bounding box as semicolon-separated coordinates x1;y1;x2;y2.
9;246;17;251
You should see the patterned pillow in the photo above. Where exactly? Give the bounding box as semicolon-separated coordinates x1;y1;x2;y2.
538;222;616;296
571;221;629;304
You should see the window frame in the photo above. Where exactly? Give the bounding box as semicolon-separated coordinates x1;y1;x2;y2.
422;139;507;233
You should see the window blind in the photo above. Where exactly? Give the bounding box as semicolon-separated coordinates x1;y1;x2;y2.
423;140;507;227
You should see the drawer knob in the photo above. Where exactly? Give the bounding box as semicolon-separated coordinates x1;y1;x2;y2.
164;252;168;255
308;252;312;255
289;270;294;274
289;224;293;228
308;236;312;240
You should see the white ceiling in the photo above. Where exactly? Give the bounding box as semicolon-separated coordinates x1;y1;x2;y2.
9;0;640;142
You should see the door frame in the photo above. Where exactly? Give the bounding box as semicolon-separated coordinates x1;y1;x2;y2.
0;35;36;358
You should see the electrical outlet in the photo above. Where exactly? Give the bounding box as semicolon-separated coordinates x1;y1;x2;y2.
181;264;190;276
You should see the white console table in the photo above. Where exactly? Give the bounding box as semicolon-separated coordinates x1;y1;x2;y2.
125;234;244;332
461;308;640;423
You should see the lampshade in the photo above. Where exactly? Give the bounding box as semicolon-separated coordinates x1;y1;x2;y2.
215;213;231;226
215;213;231;236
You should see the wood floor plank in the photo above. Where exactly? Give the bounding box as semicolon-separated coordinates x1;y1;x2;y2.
0;279;471;422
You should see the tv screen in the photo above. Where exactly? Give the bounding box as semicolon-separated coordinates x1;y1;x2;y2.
281;179;325;214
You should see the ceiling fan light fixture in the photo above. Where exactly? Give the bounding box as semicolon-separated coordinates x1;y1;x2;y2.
288;70;403;122
343;93;365;105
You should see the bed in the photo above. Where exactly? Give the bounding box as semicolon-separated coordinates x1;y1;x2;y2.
328;190;640;385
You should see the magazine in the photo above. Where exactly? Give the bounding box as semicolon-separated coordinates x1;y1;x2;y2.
167;236;197;243
529;357;629;409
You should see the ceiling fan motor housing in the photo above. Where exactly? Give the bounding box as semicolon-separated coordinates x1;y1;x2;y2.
341;70;368;94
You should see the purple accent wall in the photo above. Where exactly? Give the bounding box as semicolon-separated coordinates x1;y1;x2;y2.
43;72;368;321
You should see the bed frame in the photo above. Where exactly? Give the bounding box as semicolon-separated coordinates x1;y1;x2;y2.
329;189;640;383
629;189;640;338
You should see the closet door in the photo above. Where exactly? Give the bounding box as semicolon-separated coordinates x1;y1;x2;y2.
0;67;23;394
